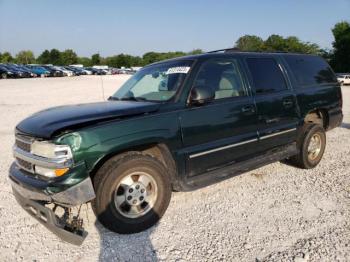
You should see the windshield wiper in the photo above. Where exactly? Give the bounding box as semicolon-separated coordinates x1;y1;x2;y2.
120;96;148;102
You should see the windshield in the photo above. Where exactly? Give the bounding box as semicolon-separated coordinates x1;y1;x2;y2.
112;60;193;102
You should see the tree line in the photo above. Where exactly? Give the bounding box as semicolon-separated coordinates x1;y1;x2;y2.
0;21;349;72
0;48;204;68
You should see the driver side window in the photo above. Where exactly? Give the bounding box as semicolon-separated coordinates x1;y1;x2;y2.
193;58;246;100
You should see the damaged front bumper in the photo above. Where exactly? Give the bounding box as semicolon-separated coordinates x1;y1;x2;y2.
9;163;96;245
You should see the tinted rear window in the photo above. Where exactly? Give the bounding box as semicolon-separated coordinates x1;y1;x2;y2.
284;55;337;86
246;58;287;94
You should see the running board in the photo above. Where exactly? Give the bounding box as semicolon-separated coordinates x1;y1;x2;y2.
182;143;297;190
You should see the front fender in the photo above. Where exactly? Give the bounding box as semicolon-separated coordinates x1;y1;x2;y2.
60;113;182;173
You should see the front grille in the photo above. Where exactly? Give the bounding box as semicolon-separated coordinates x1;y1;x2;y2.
16;157;33;172
15;139;31;152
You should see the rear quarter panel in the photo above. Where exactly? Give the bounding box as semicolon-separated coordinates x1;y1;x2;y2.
279;55;342;128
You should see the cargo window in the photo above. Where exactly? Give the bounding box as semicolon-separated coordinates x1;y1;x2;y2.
284;55;337;86
193;58;246;100
246;58;287;94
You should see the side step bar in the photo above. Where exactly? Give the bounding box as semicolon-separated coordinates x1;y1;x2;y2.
183;143;297;190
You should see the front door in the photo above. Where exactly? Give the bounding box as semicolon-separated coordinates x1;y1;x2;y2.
179;58;258;177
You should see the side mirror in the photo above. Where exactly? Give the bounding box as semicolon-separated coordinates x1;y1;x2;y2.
190;86;215;105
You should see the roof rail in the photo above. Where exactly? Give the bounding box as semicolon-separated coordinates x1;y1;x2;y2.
207;48;292;54
206;48;241;53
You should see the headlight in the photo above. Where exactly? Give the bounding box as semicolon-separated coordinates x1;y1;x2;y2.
7;71;13;74
30;141;72;178
31;141;73;159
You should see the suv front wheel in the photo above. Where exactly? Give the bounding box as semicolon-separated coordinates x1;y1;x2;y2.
287;123;326;169
92;152;172;234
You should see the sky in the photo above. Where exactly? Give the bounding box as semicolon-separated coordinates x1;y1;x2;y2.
0;0;349;57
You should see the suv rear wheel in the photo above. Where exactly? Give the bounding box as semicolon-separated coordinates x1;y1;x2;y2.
92;152;172;234
287;124;326;169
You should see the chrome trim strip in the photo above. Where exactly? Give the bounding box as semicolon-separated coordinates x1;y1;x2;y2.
260;128;297;140
188;128;297;159
189;138;258;159
13;146;73;169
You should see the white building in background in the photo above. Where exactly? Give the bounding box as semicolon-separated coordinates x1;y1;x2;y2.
93;65;109;69
70;64;84;68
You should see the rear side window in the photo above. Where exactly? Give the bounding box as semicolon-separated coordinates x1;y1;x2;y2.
246;58;287;94
284;55;337;86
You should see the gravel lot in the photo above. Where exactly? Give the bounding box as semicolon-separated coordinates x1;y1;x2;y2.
0;76;349;262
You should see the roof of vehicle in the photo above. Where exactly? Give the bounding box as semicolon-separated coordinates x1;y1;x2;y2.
149;48;320;66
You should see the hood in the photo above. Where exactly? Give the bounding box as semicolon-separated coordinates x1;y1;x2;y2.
16;101;160;139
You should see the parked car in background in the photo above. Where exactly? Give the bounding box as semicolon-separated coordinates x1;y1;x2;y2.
337;74;350;85
0;64;25;78
65;66;85;76
0;63;139;79
81;68;93;75
53;66;74;77
15;65;37;77
85;67;106;75
5;64;33;78
41;65;64;77
0;65;16;79
26;65;50;77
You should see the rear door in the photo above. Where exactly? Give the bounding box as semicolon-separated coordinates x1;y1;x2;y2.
244;56;299;151
179;57;259;177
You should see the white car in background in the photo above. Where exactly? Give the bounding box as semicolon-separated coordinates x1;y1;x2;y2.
337;74;350;85
81;68;93;75
53;66;74;77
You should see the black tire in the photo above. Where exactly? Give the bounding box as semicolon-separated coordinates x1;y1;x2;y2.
287;124;326;169
92;152;172;234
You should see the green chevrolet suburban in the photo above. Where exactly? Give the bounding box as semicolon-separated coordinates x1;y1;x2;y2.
10;50;343;245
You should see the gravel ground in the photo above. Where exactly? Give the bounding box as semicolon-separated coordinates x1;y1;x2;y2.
0;76;349;262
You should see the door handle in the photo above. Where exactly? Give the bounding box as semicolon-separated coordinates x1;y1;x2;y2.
241;105;255;114
283;99;293;108
265;118;280;124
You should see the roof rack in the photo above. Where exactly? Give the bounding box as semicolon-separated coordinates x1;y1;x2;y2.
206;48;241;53
207;48;292;54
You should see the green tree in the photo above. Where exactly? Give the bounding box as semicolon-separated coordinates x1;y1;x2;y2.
1;52;14;63
61;49;78;65
91;53;101;65
15;50;35;64
142;51;186;65
37;50;51;64
330;21;350;72
188;49;203;55
49;49;62;65
283;36;320;54
235;35;265;51
105;54;143;68
142;52;161;65
264;34;286;51
77;57;92;67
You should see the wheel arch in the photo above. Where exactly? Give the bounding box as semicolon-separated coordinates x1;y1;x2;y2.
303;108;329;130
89;142;180;191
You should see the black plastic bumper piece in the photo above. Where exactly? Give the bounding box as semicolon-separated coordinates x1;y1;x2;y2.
13;188;87;246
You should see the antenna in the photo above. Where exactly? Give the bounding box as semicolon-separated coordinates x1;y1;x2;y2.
100;74;105;100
